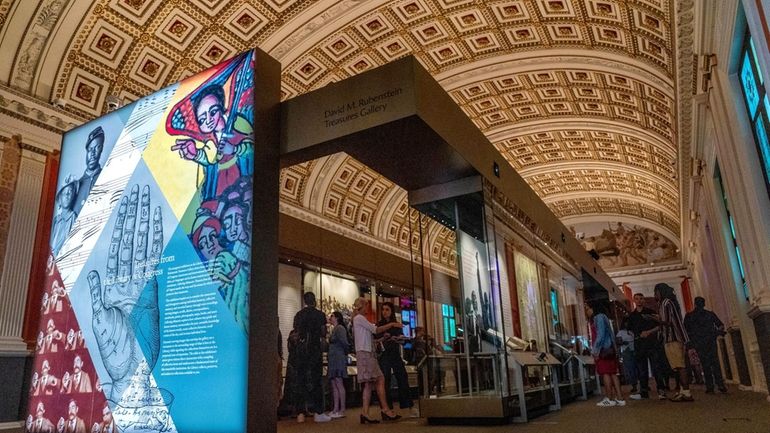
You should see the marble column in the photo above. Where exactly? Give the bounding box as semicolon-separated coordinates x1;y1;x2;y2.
0;146;45;353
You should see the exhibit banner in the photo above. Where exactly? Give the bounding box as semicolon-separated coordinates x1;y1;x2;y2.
457;230;501;353
27;50;256;433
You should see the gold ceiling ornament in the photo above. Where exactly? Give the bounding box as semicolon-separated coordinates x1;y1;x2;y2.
0;0;685;268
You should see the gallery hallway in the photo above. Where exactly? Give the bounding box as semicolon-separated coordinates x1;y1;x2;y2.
276;386;770;433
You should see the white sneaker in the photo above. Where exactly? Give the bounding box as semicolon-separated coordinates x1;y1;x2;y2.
409;407;419;418
329;412;345;419
657;392;667;400
614;399;626;406
314;413;332;423
296;413;305;423
629;393;643;400
596;397;617;407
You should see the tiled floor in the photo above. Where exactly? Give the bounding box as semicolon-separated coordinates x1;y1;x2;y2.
277;385;770;433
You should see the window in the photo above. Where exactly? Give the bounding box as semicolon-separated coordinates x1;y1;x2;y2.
716;163;749;300
738;33;770;199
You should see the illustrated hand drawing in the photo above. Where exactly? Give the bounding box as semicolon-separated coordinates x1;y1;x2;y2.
88;184;163;403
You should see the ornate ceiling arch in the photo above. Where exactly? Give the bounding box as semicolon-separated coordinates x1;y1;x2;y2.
0;0;688;272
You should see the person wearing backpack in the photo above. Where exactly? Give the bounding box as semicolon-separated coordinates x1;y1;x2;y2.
587;300;625;407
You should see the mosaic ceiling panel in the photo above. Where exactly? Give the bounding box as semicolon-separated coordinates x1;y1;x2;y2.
1;0;686;268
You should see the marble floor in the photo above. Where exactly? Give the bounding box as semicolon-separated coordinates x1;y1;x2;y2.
277;385;770;433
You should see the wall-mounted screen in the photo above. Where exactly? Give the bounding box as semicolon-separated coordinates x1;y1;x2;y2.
27;50;257;433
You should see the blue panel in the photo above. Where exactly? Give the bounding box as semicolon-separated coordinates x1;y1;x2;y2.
750;38;764;85
742;52;760;119
754;114;770;183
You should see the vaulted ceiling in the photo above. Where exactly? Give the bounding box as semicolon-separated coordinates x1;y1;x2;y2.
0;0;694;270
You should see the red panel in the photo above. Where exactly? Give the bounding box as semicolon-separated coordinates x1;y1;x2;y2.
681;278;694;313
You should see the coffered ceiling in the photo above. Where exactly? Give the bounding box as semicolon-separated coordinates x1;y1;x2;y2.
0;0;693;269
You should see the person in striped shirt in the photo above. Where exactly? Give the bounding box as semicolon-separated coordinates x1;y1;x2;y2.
653;283;694;402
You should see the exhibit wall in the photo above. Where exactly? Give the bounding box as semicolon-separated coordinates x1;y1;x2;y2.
303;270;359;325
27;50;257;433
513;251;546;352
277;263;302;364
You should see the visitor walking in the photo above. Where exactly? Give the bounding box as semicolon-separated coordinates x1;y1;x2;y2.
587;301;625;407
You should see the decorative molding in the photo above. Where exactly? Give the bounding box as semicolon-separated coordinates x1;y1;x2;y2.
267;0;370;60
747;301;770;319
438;54;674;96
607;262;686;277
675;0;696;251
10;0;72;92
0;83;84;132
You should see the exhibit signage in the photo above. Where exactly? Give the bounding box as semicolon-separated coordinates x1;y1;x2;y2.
26;50;258;433
281;58;417;154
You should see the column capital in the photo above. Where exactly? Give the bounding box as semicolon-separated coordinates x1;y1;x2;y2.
748;301;770;319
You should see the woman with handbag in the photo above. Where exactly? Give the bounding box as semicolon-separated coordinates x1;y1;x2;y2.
587;301;625;407
352;297;403;424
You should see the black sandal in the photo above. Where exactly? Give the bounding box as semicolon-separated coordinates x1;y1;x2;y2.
381;411;402;421
360;414;380;424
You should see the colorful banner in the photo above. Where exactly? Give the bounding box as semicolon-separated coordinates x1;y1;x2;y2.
27;50;255;433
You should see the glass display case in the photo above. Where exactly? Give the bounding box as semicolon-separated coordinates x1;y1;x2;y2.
409;177;598;422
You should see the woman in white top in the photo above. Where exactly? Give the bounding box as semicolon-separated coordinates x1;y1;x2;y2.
352;297;403;424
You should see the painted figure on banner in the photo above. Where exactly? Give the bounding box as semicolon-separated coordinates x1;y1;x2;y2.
64;329;77;351
61;371;72;394
48;280;66;314
36;332;45;354
38;359;59;396
70;355;93;393
51;175;79;255
63;399;87;433
30;372;40;396
166;52;254;333
43;319;64;353
49;126;107;256
167;53;254;209
74;126;105;215
190;213;249;333
99;403;119;433
30;401;55;433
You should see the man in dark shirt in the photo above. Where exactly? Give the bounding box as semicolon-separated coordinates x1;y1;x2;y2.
684;297;727;393
292;292;329;422
628;293;667;399
74;126;105;215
